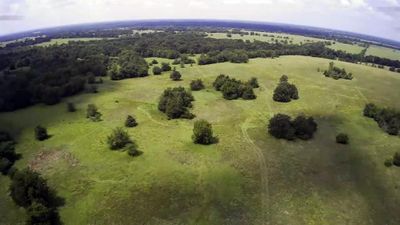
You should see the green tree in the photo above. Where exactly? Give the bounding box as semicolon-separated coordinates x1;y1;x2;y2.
268;114;295;140
35;126;49;141
248;77;259;88
336;133;349;144
107;127;131;150
152;66;162;75
161;62;171;72
192;120;217;145
190;79;205;91
170;70;182;81
241;85;257;100
86;104;102;122
125;115;138;127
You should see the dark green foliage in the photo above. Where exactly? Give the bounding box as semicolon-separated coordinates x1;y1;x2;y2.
273;76;299;102
35;126;49;141
125;115;138;128
213;74;257;100
158;87;195;119
393;152;400;167
127;143;141;157
336;133;349;144
110;51;148;80
67;102;76;112
268;114;318;140
151;59;158;64
107;127;132;150
152;66;162;75
89;85;98;93
86;104;102;122
384;159;393;167
9;169;62;225
323;62;353;80
190;79;205;91
198;50;249;65
170;70;182;81
247;77;259;88
192;120;217;145
363;104;400;136
0;131;18;175
161;62;171;72
280;75;288;82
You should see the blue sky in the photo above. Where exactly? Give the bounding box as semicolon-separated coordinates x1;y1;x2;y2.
0;0;399;40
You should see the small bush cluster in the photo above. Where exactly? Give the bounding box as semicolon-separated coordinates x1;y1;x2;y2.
172;54;196;65
323;62;353;80
192;119;218;145
170;70;182;81
161;62;172;72
363;103;400;136
125;115;138;127
10;169;63;225
35;126;49;141
86;104;102;122
0;131;18;175
158;87;195;119
107;127;132;150
190;79;205;91
273;75;299;102
152;66;162;75
268;114;318;140
213;74;257;100
109;51;149;80
336;133;349;144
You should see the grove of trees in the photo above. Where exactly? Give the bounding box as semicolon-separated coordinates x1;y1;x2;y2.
323;62;353;80
86;104;102;122
0;131;18;175
268;114;318;140
107;127;132;150
213;74;257;100
273;75;299;102
35;126;49;141
158;87;195;119
192;120;218;145
363;103;400;136
190;79;205;91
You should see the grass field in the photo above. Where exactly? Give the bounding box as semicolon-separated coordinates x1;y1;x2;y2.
366;45;400;61
35;38;110;47
1;56;400;225
328;42;364;54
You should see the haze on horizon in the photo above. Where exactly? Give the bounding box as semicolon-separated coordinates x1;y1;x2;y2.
0;0;399;41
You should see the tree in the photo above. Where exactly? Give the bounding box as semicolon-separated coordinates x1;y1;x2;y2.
280;75;288;82
192;120;217;145
213;74;229;91
161;62;171;72
127;143;140;157
248;77;259;88
117;51;149;79
35;126;49;141
26;201;56;225
190;79;205;91
268;114;295;140
170;70;182;81
241;85;257;100
158;87;195;119
292;116;317;140
152;66;162;75
0;131;17;175
363;103;379;118
273;76;299;102
152;59;158;64
393;152;400;167
67;102;76;112
107;127;131;150
125;115;138;127
336;133;349;144
86;104;102;122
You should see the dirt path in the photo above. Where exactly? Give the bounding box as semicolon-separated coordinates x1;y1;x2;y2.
240;118;270;224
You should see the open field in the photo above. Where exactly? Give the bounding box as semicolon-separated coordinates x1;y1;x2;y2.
1;56;400;225
35;38;110;47
328;42;364;54
366;45;400;60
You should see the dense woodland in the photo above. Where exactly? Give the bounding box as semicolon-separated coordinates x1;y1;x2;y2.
0;31;399;112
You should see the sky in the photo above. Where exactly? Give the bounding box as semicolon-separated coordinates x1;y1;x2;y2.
0;0;399;41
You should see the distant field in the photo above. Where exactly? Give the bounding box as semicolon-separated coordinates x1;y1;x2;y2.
1;56;400;225
328;42;364;54
36;38;109;47
366;45;400;60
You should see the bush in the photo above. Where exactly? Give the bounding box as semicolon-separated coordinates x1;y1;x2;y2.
336;133;349;144
221;79;242;100
280;75;288;82
170;70;182;81
213;74;257;100
152;59;158;64
127;143;141;157
190;79;205;91
67;102;76;112
241;85;257;100
152;66;162;75
268;114;318;140
26;201;56;225
86;104;102;122
363;103;379;118
125;115;138;127
158;87;195;119
35;126;49;141
247;77;259;88
384;159;393;167
192;120;217;145
273;76;298;102
393;152;400;167
213;74;229;91
107;127;131;150
323;62;353;80
161;62;171;72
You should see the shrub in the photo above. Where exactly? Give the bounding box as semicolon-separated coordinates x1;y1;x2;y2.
107;127;131;150
241;85;257;100
273;76;299;102
152;66;162;75
151;59;158;64
279;75;288;82
170;70;182;81
35;126;49;141
213;74;229;91
190;79;205;91
213;74;257;100
393;152;400;167
67;102;76;112
86;104;102;122
384;159;393;167
26;201;56;225
248;77;259;88
221;79;242;100
192;120;217;145
158;87;195;119
161;62;171;72
127;143;141;157
363;103;379;118
125;115;138;127
323;62;353;80
336;133;349;144
268;114;318;140
0;131;17;175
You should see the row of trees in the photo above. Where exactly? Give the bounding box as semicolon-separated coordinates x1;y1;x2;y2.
268;114;318;140
109;51;149;80
213;75;258;100
364;103;400;136
323;62;353;80
273;75;299;102
158;87;195;119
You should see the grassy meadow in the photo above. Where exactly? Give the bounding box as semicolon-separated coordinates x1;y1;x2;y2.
1;56;400;225
366;45;400;61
